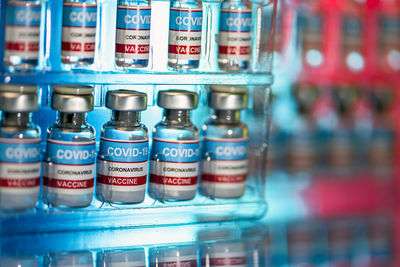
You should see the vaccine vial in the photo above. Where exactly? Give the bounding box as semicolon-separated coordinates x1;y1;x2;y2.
116;0;151;68
149;90;200;201
4;0;41;70
150;245;198;267
97;249;145;267
43;85;96;208
61;0;97;65
0;85;40;211
201;241;246;267
200;86;248;199
44;251;93;267
218;0;252;71
96;90;148;204
168;0;203;69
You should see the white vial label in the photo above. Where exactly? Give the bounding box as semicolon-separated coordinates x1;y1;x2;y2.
202;138;248;190
168;8;202;61
5;2;41;60
0;138;41;194
97;138;148;192
43;140;96;195
116;6;151;60
61;3;97;59
219;9;252;61
150;138;200;192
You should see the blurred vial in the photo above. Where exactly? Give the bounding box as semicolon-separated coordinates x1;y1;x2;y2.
218;0;252;71
287;223;314;266
115;0;151;68
329;85;359;174
4;0;41;70
149;90;200;201
328;220;353;266
96;90;148;204
0;255;38;267
44;251;93;267
342;16;365;72
96;249;145;267
61;0;97;65
201;241;247;267
200;85;248;199
168;0;202;69
43;85;96;208
0;85;40;211
367;216;393;266
150;245;198;267
379;16;400;72
368;87;395;176
287;84;319;174
300;13;324;68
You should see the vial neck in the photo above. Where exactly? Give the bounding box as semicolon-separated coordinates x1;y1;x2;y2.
163;110;191;125
214;110;241;123
1;112;32;127
57;112;87;128
112;111;140;125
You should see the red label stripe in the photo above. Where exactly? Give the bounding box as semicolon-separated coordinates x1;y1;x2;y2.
5;42;39;52
219;45;250;55
43;177;94;189
151;260;197;267
168;45;201;55
150;174;197;186
0;177;39;188
116;43;150;54
62;42;95;52
201;174;247;183
207;257;246;266
97;174;147;186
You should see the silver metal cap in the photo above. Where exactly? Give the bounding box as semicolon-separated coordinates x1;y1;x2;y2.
53;85;94;95
210;85;248;94
106;90;147;111
51;93;94;113
209;88;248;110
0;92;38;112
157;90;198;110
0;84;37;94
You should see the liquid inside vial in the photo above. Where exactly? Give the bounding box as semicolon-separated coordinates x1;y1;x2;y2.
0;88;40;211
61;0;97;65
149;90;200;201
218;0;252;71
116;0;151;68
96;90;148;204
43;87;96;208
4;0;41;70
168;0;203;70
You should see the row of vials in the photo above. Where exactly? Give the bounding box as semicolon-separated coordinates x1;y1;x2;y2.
0;85;249;211
5;0;252;71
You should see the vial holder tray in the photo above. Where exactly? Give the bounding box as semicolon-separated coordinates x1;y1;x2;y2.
0;0;276;235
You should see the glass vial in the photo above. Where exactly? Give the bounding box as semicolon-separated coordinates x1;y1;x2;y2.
201;241;246;267
200;86;248;199
97;249;146;267
61;0;97;65
218;0;252;71
168;0;203;69
0;85;40;211
43;85;96;208
4;0;41;70
149;90;199;201
96;90;148;204
116;0;151;68
150;245;198;267
44;251;93;267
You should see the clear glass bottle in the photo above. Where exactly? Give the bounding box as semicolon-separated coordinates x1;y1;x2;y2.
150;245;198;267
218;0;252;71
149;90;199;201
0;85;40;211
97;248;146;267
200;85;248;199
44;251;93;267
201;241;247;266
4;0;41;70
168;0;203;69
61;0;98;65
115;0;151;68
42;85;96;208
96;90;148;204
